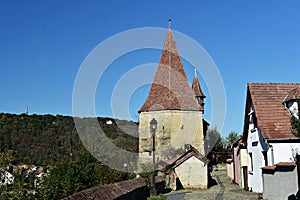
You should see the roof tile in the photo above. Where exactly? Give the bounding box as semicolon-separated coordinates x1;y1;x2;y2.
243;83;300;140
138;29;201;113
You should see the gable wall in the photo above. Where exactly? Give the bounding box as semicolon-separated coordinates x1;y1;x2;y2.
175;156;207;189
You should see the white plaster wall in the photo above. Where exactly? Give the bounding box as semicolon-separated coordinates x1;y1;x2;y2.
227;162;234;180
239;149;248;188
240;149;248;167
287;101;299;119
175;156;207;189
247;128;265;193
263;167;298;200
270;142;300;163
0;171;14;185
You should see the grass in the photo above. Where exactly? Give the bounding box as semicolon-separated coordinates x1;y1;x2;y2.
147;194;167;200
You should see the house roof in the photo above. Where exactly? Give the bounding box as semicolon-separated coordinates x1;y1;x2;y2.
283;86;300;103
231;136;243;147
138;28;201;113
62;178;146;200
243;83;300;141
162;146;209;172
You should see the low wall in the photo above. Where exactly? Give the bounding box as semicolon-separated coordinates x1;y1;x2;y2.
62;178;148;200
262;162;298;200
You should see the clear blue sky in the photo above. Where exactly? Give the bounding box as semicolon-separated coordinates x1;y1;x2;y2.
1;1;300;137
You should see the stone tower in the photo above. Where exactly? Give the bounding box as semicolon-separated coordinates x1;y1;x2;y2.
138;25;206;170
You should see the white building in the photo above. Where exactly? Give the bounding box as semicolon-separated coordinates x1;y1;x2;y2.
242;83;300;193
0;170;14;185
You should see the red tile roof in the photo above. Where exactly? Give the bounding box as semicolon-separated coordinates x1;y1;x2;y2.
261;165;276;171
243;83;300;140
138;28;201;113
275;162;296;167
162;146;209;172
62;178;146;200
261;162;296;171
192;75;206;98
283;86;300;103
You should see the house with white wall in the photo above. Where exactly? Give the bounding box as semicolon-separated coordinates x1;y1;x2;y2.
0;170;14;185
163;145;209;190
242;83;300;193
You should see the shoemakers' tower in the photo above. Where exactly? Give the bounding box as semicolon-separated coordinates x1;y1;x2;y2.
138;22;206;169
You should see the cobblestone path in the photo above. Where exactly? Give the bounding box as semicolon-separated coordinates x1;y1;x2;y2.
164;168;259;200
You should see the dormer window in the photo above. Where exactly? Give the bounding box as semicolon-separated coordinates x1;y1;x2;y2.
283;86;300;119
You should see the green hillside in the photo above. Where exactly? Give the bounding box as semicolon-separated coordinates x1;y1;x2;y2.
0;113;139;166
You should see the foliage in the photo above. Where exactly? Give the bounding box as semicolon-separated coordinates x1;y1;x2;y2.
0;150;14;168
206;127;241;164
36;149;134;199
225;131;240;147
206;127;225;152
291;115;300;137
0;113;138;199
0;113;138;165
147;194;167;200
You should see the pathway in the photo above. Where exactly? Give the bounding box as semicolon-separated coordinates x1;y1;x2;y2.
164;168;259;200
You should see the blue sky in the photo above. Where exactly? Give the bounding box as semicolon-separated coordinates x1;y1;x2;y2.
1;1;300;137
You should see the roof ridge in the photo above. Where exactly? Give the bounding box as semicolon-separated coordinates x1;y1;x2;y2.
248;82;300;85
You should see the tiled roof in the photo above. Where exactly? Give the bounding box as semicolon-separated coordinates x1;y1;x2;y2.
138;28;201;113
243;83;300;140
163;146;209;172
261;162;296;171
192;75;206;98
283;86;300;103
62;178;146;200
275;162;296;167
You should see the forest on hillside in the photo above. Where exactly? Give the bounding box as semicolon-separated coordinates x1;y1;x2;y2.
0;113;139;199
0;113;139;166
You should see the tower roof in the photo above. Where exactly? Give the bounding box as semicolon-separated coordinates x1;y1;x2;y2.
192;73;206;98
138;27;201;113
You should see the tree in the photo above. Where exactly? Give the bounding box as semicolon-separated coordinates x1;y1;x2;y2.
225;131;240;147
0;150;14;168
206;127;225;151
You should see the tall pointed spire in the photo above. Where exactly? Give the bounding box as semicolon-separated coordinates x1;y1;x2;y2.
192;67;206;113
139;22;201;113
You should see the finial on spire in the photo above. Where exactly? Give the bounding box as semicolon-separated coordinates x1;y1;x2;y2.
194;66;197;77
168;18;172;29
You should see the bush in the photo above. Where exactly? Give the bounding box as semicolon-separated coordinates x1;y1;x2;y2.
147;194;167;200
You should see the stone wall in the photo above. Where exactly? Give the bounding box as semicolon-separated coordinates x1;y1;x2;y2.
138;110;204;170
262;163;298;200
